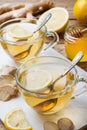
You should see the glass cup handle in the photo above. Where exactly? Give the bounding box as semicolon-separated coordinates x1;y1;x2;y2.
72;75;87;99
43;31;59;51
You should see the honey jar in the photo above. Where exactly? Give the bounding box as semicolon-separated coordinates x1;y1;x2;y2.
64;24;87;62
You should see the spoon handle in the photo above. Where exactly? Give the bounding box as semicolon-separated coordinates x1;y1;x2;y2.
53;51;83;85
33;13;52;33
63;51;84;76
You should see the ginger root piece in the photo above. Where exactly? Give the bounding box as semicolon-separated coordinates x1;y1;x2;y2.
0;8;27;23
0;3;26;22
0;75;18;101
0;84;18;101
44;121;58;130
0;3;12;14
0;119;6;130
43;117;74;130
0;66;18;101
0;3;25;15
0;0;54;23
0;65;16;76
9;3;25;10
26;12;36;23
27;0;54;15
57;117;74;130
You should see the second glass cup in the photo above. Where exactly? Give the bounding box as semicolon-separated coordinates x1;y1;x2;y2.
0;18;59;65
15;56;87;115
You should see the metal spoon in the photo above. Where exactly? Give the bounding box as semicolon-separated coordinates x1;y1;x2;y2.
33;13;52;33
40;51;84;93
34;98;57;112
15;14;52;58
19;13;52;40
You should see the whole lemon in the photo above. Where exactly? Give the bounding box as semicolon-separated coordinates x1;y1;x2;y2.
73;0;87;23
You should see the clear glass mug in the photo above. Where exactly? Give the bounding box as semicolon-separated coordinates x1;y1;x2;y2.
15;56;87;115
64;24;87;62
0;18;59;65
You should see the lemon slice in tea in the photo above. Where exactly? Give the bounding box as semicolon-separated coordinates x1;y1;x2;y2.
8;23;36;39
25;69;52;91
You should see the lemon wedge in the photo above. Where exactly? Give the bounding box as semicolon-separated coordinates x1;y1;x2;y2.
26;69;52;91
38;7;69;32
4;108;32;130
8;23;36;39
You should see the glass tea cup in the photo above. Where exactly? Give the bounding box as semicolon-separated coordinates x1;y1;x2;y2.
15;56;87;115
0;18;59;65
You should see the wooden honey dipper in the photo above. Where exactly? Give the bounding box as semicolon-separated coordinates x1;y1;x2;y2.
70;27;87;38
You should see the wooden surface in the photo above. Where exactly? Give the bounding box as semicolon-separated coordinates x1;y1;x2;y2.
0;0;87;71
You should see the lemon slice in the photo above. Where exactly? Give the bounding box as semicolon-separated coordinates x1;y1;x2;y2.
8;23;36;39
38;7;69;32
4;108;32;130
26;69;52;91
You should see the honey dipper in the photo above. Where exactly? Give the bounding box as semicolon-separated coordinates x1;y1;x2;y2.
70;27;87;38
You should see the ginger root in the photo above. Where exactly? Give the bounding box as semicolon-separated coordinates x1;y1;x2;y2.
0;119;6;130
44;117;74;130
0;65;18;101
57;118;74;130
0;65;16;76
0;3;25;14
0;0;54;23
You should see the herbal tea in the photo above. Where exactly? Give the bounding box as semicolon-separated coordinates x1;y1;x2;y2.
18;63;75;115
0;22;45;64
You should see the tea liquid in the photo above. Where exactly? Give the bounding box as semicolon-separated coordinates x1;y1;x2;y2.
0;23;44;64
19;63;75;114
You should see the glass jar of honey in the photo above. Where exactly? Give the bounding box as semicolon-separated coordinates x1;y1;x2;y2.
64;24;87;62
